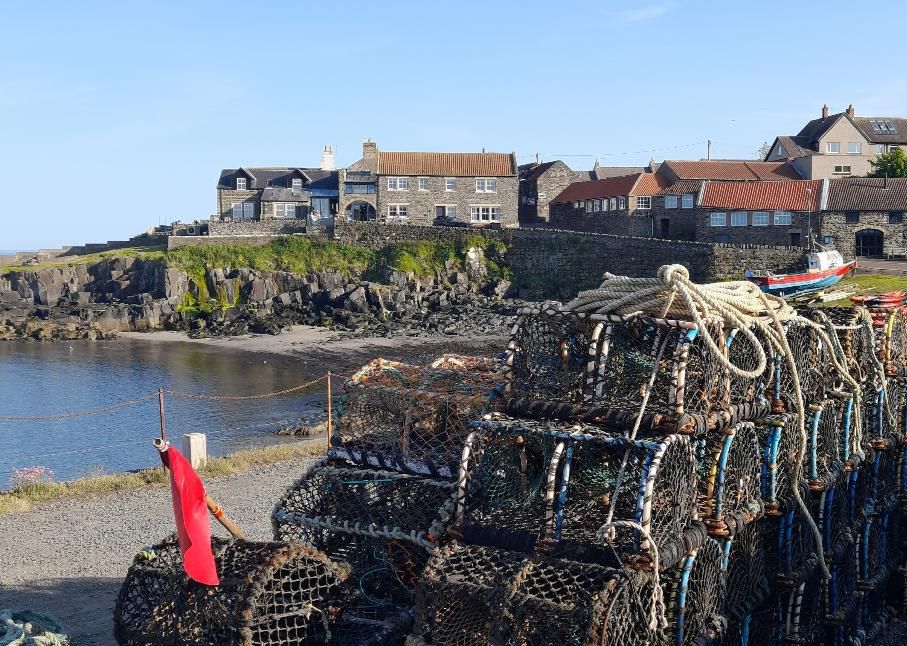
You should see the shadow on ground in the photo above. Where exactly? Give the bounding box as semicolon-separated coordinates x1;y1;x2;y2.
0;577;121;646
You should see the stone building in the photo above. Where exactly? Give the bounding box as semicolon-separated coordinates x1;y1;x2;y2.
518;160;591;225
548;173;665;236
766;104;907;179
820;178;907;258
694;180;822;247
216;147;339;224
338;140;519;227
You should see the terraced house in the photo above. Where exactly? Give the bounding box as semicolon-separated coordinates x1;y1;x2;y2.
548;173;665;236
338;139;519;227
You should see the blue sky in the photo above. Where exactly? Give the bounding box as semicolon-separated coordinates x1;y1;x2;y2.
2;0;906;249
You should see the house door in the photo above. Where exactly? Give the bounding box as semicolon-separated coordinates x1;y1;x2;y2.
659;218;670;238
855;229;884;257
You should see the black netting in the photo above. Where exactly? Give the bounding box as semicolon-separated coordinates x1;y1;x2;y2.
701;422;763;536
114;537;348;645
722;523;766;619
662;538;725;646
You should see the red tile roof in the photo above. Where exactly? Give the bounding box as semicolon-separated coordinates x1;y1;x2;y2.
379;152;515;177
664;160;801;181
700;180;822;211
827;177;907;211
550;174;642;203
633;173;667;196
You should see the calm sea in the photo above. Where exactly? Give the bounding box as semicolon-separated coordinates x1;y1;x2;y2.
0;339;324;484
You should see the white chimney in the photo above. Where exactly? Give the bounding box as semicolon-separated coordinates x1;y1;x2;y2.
320;145;336;171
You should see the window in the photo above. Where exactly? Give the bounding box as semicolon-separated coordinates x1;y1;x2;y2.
876;144;887;154
387;177;410;191
610;197;617;210
665;195;678;209
274;203;296;219
602;198;609;212
773;211;792;225
231;202;254;221
573;201;581;209
470;206;502;222
752;211;770;226
637;196;652;210
731;211;748;226
845;212;860;224
435;205;457;220
790;232;801;246
585;200;593;213
593;199;601;212
235;177;247;190
847;142;862;154
833;165;852;175
387;204;408;220
475;178;497;193
682;194;695;209
710;212;726;227
418;178;429;191
445;178;457;191
822;235;834;245
826;142;840;154
344;182;376;194
890;212;904;224
776;143;787;157
291;178;303;190
618;196;626;209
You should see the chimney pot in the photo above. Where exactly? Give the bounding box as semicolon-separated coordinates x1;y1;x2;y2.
846;104;855;118
822;104;829;119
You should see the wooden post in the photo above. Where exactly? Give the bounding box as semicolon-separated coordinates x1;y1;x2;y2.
326;371;332;444
158;388;166;442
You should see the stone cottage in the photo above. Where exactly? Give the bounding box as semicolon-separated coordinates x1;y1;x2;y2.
338;140;519;227
518;160;591;225
821;177;907;258
548;173;666;236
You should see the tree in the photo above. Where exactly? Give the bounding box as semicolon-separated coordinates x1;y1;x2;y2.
755;141;772;160
868;147;907;178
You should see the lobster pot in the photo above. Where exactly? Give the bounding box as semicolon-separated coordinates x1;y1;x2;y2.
662;537;726;646
774;320;836;412
859;568;894;642
701;422;763;538
408;541;657;646
824;538;859;627
806;398;847;492
762;503;818;588
878;307;907;377
114;537;347;646
868;443;901;515
738;596;783;646
865;383;907;449
721;523;768;625
823;307;877;379
333;359;504;478
272;461;457;605
758;414;800;513
816;476;853;562
463;417;700;565
779;574;824;646
857;512;892;587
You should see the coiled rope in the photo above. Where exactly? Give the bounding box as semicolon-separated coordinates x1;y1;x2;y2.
567;264;865;580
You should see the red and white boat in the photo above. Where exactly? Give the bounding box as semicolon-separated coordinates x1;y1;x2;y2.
745;251;856;297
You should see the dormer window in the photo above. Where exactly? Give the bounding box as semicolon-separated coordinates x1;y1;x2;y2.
236;177;247;190
291;178;303;190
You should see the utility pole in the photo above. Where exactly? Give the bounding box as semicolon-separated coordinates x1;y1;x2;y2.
706;140;712;160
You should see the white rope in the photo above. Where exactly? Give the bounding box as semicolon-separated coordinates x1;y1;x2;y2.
0;610;68;646
566;264;850;580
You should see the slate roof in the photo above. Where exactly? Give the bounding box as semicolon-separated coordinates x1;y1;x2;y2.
700;180;822;212
551;174;644;203
773;135;817;159
662;160;801;181
260;187;312;202
593;165;648;180
218;168;338;191
826;178;907;211
519;161;559;181
852;117;907;144
379;152;516;177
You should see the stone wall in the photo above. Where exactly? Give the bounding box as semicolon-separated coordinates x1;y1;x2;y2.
820;211;907;259
216;188;260;220
168;236;280;250
548;202;653;237
695;208;817;247
519;162;589;225
707;243;804;279
333;220;511;250
208;219;307;237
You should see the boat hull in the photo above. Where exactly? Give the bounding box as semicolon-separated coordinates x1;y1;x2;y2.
746;261;856;297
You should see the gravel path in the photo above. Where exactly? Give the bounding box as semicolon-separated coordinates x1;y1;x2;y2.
0;456;318;646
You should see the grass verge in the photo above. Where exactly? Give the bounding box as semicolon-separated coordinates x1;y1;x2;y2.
822;274;907;307
1;244;167;273
0;439;326;515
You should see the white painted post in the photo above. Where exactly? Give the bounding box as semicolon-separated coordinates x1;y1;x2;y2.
181;433;208;469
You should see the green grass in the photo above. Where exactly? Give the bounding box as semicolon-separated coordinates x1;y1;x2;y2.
0;440;326;515
822;274;907;307
1;244;167;273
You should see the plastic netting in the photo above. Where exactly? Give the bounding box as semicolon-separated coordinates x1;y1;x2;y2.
662;538;725;646
775;321;834;411
701;422;763;537
333;359;505;478
409;541;656;646
807;399;846;491
114;537;347;646
878;308;907;377
757;414;800;514
272;461;456;606
781;574;824;645
721;523;767;621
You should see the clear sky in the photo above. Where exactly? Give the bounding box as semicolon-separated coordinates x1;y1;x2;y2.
2;0;906;250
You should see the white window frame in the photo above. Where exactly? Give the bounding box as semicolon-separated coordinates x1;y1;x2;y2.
665;195;678;209
585;200;593;213
826;142;840;154
573;201;581;209
475;178;497;193
418;177;429;191
291;178;303;190
636;196;651;210
445;178;457;191
593;199;601;212
752;211;770;226
602;198;609;212
232;202;254;221
610;197;617;210
274;203;297;219
731;211;748;227
470;205;501;223
387;177;410;191
847;142;862;154
387;204;408;220
833;165;852;175
235;177;247;190
876;144;887;154
710;212;726;227
681;194;695;209
773;211;792;226
618;196;626;209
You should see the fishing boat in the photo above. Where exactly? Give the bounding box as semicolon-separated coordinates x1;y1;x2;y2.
745;250;856;297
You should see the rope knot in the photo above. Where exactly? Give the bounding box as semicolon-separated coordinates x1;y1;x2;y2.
658;263;689;286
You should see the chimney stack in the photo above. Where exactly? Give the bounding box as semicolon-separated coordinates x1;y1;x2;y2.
822;104;829;119
846;104;855;118
362;138;378;167
320;145;335;171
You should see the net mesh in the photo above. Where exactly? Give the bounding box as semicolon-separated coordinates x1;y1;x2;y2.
701;422;763;536
114;537;348;646
662;537;724;646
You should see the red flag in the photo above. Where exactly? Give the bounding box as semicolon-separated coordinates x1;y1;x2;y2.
158;444;220;586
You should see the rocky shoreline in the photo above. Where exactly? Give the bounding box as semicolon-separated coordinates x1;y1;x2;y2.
0;249;526;342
